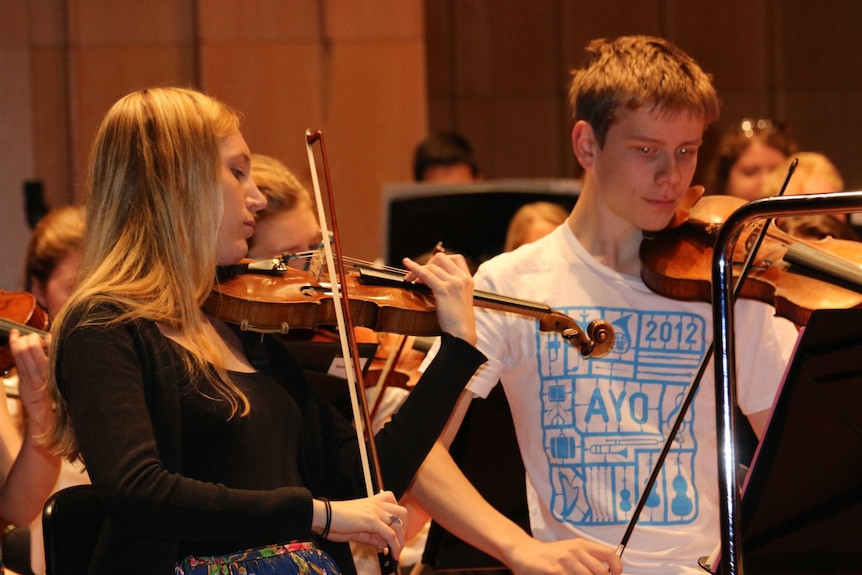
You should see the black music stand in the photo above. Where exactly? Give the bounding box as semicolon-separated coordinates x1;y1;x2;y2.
706;308;862;574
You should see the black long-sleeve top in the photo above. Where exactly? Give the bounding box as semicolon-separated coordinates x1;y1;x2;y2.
56;309;485;575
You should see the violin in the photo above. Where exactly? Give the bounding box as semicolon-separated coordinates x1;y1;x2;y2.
0;291;50;374
204;255;615;358
640;194;862;326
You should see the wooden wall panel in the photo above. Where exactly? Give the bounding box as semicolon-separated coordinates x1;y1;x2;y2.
663;0;777;188
67;0;194;44
196;1;322;180
0;0;29;45
30;46;72;206
667;0;773;93
0;50;35;290
326;0;423;39
427;0;566;179
449;0;560;97
319;40;427;259
28;0;67;44
197;0;320;42
425;1;467;144
774;0;862;192
777;0;862;90
67;44;198;195
65;1;197;201
199;42;325;180
0;0;37;289
425;0;454;102
784;90;862;193
458;97;563;178
559;0;664;68
198;0;427;262
24;0;70;214
558;0;664;176
6;0;862;289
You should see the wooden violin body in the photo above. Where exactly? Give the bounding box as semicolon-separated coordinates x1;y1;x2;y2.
0;290;50;373
205;259;615;358
641;195;862;326
206;263;441;336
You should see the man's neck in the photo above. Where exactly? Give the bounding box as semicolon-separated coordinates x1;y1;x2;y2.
568;190;643;276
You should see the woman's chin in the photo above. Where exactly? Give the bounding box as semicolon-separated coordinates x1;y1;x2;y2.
215;244;249;266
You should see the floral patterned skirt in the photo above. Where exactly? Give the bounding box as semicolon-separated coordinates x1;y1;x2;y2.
176;541;342;575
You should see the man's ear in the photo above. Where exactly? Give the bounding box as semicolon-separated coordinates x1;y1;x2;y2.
571;121;597;168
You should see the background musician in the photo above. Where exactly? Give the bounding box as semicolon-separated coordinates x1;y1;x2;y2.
503;201;569;253
408;36;799;575
3;205;90;575
413;132;481;184
705;118;799;201
761;151;859;240
246;154;323;260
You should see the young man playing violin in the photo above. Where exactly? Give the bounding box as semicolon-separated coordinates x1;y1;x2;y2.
407;35;799;575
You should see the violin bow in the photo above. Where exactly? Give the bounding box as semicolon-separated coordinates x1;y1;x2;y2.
305;130;400;575
615;159;799;562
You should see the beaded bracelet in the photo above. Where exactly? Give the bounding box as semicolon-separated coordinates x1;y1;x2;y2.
319;497;332;540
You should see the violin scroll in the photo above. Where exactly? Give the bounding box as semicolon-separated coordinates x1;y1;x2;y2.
538;310;614;357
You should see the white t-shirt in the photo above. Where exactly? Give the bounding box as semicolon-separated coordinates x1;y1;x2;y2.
457;224;798;575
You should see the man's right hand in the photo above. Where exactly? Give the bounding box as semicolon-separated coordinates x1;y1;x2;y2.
507;536;622;575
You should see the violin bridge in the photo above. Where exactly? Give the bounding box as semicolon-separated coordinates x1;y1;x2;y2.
309;250;325;281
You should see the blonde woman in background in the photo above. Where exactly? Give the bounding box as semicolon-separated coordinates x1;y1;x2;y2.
246;154;323;260
761;151;859;241
503;201;569;252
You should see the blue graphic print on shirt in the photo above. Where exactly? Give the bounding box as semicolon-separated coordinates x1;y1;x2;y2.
539;306;706;527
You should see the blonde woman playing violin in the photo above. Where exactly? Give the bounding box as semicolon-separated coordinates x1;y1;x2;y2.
44;87;485;575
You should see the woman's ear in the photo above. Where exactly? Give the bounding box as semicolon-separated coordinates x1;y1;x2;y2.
571;121;597;169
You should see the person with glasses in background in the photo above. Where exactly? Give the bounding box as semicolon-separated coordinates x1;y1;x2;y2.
706;118;799;200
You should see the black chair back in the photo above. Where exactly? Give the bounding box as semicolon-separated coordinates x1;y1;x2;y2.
42;485;103;575
2;525;33;575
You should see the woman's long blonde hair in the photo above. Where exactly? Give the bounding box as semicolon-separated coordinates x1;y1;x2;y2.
46;87;250;460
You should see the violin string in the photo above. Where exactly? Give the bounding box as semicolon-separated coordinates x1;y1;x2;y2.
282;251;409;277
278;252;588;319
